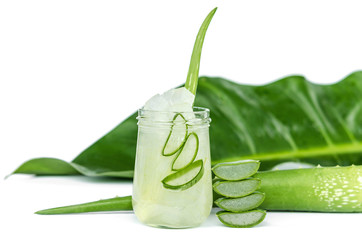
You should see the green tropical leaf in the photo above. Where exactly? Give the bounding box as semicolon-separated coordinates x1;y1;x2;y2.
11;71;362;177
10;158;79;176
197;72;362;169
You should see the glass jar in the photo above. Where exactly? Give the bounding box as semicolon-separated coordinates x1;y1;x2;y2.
132;107;212;228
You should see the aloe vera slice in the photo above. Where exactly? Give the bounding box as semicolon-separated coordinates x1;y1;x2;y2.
213;178;261;198
216;209;266;228
171;132;199;171
212;160;260;181
214;192;265;212
162;113;187;156
162;159;204;190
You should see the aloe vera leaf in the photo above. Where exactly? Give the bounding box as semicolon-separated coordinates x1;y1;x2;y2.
35;196;132;215
212;160;260;181
34;164;362;214
257;165;362;212
185;7;217;95
11;71;362;177
214;192;265;212
172;132;199;171
162;113;188;156
216;210;266;228
162;159;204;190
213;178;261;198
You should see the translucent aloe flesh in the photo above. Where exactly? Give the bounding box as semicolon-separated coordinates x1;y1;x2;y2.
212;160;260;180
213;178;261;198
214;192;265;212
216;210;266;228
162;114;188;156
162;160;204;190
171;132;199;171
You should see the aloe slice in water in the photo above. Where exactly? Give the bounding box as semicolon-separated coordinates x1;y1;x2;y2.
213;178;261;198
214;192;265;212
212;160;260;181
162;113;188;156
172;132;199;171
161;114;201;190
161;159;204;190
216;210;266;228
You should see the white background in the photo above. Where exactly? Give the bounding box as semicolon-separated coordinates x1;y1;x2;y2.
1;0;362;239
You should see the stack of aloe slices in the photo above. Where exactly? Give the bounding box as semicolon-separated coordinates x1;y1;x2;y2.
212;160;266;228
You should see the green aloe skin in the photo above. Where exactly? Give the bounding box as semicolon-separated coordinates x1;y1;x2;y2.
257;165;362;212
35;196;132;215
35;165;362;214
185;8;217;95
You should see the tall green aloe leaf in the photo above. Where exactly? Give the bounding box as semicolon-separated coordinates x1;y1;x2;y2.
11;71;362;178
185;7;217;95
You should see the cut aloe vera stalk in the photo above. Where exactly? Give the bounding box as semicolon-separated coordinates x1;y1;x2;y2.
185;7;217;95
216;209;266;228
162;159;204;190
172;132;199;171
212;160;260;181
162;113;187;156
213;178;261;198
214;192;265;212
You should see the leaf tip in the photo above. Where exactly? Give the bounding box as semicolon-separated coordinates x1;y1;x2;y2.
4;173;12;180
35;207;55;215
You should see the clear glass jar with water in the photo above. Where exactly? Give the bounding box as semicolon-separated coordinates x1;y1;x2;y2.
132;107;212;228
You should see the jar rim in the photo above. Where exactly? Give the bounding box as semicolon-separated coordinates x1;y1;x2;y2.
138;106;210;115
137;106;211;126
